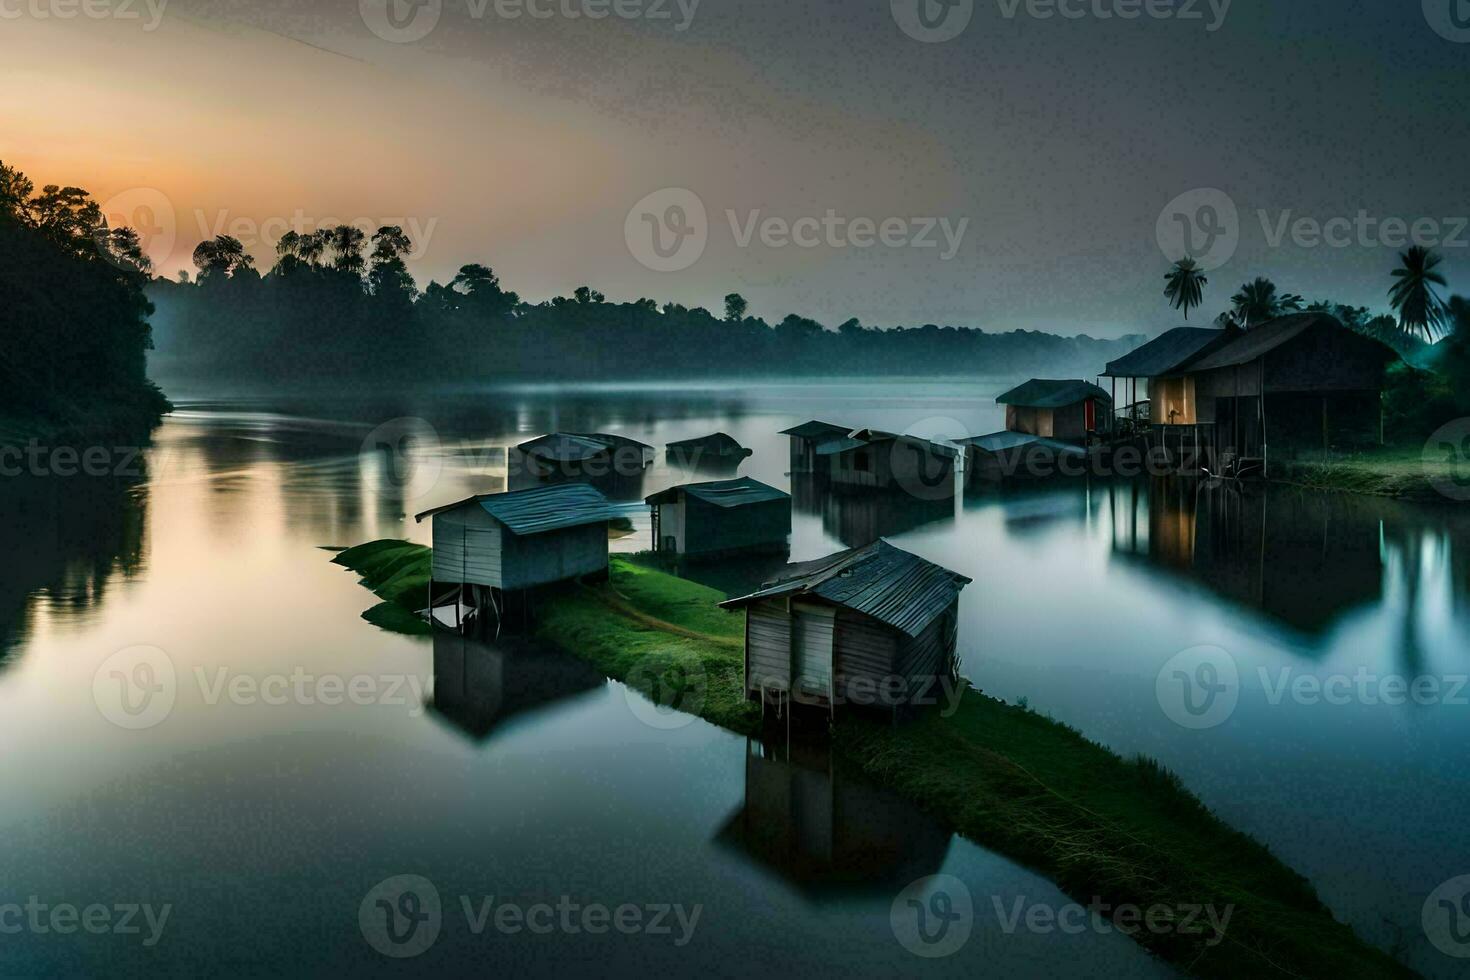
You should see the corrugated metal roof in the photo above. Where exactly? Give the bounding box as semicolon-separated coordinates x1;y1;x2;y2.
996;379;1112;409
959;431;1087;456
780;420;853;440
720;540;970;638
665;432;750;456
814;436;867;456
414;483;617;535
1102;327;1230;378
516;432;653;462
815;431;961;459
646;477;789;508
1186;313;1350;371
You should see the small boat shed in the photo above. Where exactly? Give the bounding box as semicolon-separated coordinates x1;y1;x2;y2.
720;540;970;717
645;477;791;557
781;420;854;473
666;432;753;465
512;432;654;480
414;483;618;628
959;430;1090;482
996;379;1114;444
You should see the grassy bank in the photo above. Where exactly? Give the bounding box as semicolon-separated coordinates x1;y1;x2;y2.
1269;444;1468;501
334;541;1412;978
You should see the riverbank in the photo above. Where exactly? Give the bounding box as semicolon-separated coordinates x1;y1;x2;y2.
334;541;1413;979
1269;445;1466;502
0;384;172;455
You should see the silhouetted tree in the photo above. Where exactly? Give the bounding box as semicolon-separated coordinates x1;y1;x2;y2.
724;292;748;322
1164;258;1207;320
1390;245;1449;340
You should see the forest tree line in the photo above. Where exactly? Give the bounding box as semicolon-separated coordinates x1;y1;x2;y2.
0;161;169;439
146;225;1142;384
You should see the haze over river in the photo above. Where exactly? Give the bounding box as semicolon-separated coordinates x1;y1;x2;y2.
1;379;1466;977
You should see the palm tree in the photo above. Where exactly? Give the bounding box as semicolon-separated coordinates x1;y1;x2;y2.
1218;277;1304;329
1389;245;1449;341
1164;258;1208;320
298;230;328;267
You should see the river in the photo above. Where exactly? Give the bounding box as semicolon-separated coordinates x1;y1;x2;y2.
0;378;1465;977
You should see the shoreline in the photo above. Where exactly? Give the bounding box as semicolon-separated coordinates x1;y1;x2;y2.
333;541;1414;979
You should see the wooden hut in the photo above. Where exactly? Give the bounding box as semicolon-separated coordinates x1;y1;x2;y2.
1168;313;1397;469
665;432;752;467
413;483;617;627
720;540;970;716
646;477;791;557
1100;326;1236;431
809;429;960;492
961;379;1112;481
781;420;853;473
995;379;1113;443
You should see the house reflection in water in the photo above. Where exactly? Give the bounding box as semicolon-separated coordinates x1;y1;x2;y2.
791;476;955;550
429;632;606;742
715;738;952;898
1107;479;1385;637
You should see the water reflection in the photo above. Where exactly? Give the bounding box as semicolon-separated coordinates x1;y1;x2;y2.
0;473;148;663
716;737;953;899
793;476;956;549
429;631;606;742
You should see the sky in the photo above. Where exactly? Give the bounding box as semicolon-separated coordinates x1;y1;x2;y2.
4;0;1470;338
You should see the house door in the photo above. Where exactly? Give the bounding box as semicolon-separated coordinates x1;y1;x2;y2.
1084;398;1097;433
791;602;835;701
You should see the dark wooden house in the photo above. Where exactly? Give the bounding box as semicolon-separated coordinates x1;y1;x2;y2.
1170;313;1397;465
781;420;853;473
720;540;970;716
961;379;1112;481
1100;326;1236;430
646;477;791;557
414;483;617;624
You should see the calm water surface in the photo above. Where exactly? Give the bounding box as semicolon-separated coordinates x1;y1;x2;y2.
1;378;1466;977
